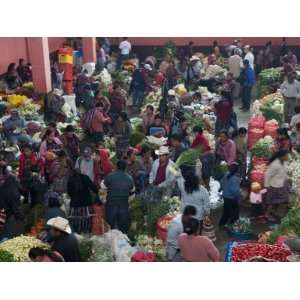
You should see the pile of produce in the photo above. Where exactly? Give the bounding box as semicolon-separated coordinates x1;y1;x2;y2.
136;235;166;261
143;89;161;111
231;242;291;262
259;92;284;124
269;203;300;244
250;136;274;158
257;68;282;97
287;157;300;197
0;249;16;262
228;218;252;234
6;94;28;108
258;68;282;86
18;102;41;121
0;235;49;262
129;195;180;239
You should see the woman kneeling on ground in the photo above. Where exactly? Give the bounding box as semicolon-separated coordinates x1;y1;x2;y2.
178;217;220;262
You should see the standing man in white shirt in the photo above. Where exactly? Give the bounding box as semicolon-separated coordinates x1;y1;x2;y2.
117;37;132;69
243;45;254;70
280;71;300;122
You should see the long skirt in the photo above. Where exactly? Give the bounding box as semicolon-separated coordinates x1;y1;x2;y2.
265;185;289;205
68;206;92;234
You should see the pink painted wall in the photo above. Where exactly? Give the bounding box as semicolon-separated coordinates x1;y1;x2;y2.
110;37;300;46
48;37;66;52
0;38;28;74
0;37;66;74
82;37;97;63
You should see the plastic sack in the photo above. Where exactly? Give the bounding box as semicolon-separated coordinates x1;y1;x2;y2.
103;230;135;262
249;115;265;129
264;120;279;138
247;128;264;150
82;63;96;76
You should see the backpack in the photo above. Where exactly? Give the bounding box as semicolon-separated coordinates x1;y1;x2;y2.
81;109;96;133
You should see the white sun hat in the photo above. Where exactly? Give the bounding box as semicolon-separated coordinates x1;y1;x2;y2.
155;145;170;156
47;217;72;234
190;55;200;61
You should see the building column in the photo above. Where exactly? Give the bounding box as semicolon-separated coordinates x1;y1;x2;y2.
82;37;97;64
27;37;52;93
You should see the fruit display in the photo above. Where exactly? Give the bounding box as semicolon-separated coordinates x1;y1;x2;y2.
231;243;291;262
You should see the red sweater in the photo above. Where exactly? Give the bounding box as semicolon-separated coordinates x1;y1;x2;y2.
191;133;211;153
18;153;45;178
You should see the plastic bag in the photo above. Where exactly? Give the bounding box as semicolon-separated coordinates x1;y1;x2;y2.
103;230;135;262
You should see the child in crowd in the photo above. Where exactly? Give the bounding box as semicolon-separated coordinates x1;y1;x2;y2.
249;182;267;222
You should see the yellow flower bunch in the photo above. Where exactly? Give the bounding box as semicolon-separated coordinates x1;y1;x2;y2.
7;94;28;108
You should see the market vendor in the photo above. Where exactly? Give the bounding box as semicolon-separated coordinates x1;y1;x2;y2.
3;109;26;145
215;130;237;170
166;205;197;262
280;72;300;123
44;89;66;124
5;63;22;90
178;217;220;262
184;56;201;90
0;162;24;241
148;114;168;137
103;160;135;234
113;111;131;159
59;125;80;164
264;150;290;222
17;58;32;83
149;146;176;194
47;216;81;262
141;104;155;134
67;167;99;234
191;126;214;189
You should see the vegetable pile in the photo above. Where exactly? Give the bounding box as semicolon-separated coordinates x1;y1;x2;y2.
0;249;16;262
228;218;252;234
269;203;300;244
259;92;284;124
136;235;166;262
231;243;291;262
250;136;274;158
0;235;49;262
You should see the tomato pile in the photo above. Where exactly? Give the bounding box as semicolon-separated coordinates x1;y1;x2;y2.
231;243;291;262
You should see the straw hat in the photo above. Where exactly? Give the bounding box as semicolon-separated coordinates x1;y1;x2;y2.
144;64;152;71
168;89;176;96
155;146;170;156
190;55;200;62
47;217;72;234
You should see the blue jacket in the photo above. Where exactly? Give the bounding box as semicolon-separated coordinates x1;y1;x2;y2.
243;66;255;87
221;172;240;200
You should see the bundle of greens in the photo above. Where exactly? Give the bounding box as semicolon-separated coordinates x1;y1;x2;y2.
258;68;283;86
269;203;300;244
250;136;274;158
183;111;204;129
129;195;174;238
228;218;252;234
0;249;15;262
175;149;201;168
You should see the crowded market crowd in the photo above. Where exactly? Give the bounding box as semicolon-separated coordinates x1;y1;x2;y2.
0;37;300;263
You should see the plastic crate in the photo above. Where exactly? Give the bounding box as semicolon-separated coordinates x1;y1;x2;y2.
227;228;256;241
